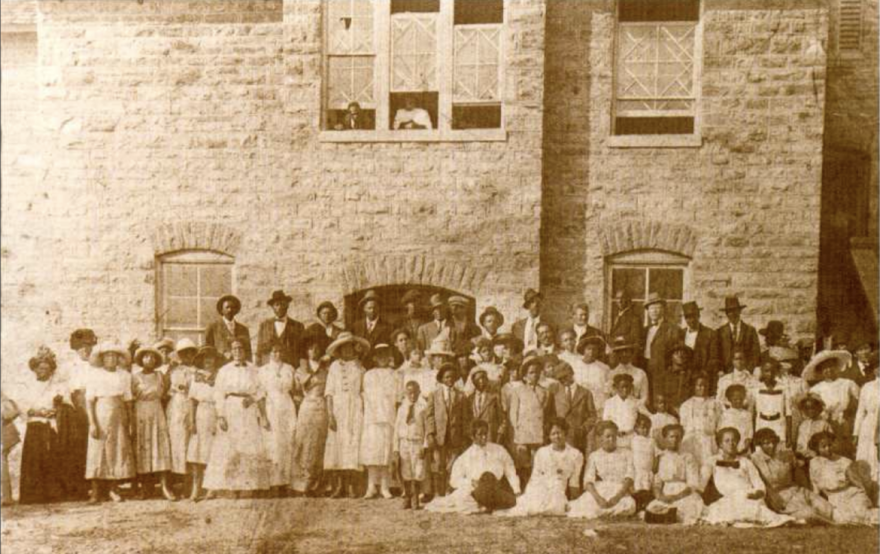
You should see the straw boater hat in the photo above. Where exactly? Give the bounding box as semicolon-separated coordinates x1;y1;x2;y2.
326;331;370;359
802;350;852;382
722;296;746;313
153;337;176;353
425;337;455;358
520;354;543;374
216;294;242;316
194;346;221;369
576;335;606;355
315;301;339;322
644;292;666;309
478;306;505;328
134;345;164;368
175;337;198;355
522;288;543;310
448;296;469;309
266;290;293;306
428;293;446;311
89;342;132;368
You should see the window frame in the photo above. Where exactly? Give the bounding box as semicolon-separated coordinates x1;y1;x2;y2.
604;249;692;329
155;250;235;345
319;0;508;143
608;1;704;148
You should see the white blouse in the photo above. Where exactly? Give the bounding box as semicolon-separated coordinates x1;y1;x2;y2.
583;448;634;486
84;369;133;401
450;443;521;494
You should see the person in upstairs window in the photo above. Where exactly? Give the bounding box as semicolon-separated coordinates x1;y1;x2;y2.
393;96;433;130
335;101;372;130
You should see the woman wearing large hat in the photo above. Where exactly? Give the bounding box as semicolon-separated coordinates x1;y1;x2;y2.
292;328;332;496
324;332;369;498
805;350;859;457
84;342;135;503
205;294;253;363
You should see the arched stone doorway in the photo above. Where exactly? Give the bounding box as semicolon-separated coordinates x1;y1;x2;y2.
343;285;476;333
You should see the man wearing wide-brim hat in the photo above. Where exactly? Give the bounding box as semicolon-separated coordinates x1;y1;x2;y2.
424;361;469;498
512;288;544;355
417;294;452;352
206;294;253;362
256;289;306;369
716;295;760;374
681;301;722;394
643;292;682;408
352;289;393;351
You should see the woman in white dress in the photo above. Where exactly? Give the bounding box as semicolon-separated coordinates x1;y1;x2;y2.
187;346;221;501
568;421;637;520
500;418;583;517
360;343;399;499
204;340;271;496
324;332;368;499
809;431;879;525
679;374;720;467
646;424;706;525
805;350;859;455
853;374;879;482
258;342;298;496
131;346;175;501
166;339;198;486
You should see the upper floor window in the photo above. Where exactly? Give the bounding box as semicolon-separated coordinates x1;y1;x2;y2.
837;0;863;53
613;0;701;136
323;0;504;133
156;250;234;345
606;250;691;327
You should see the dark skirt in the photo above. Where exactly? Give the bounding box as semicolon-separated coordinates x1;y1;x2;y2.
20;422;64;504
471;472;516;512
55;403;90;499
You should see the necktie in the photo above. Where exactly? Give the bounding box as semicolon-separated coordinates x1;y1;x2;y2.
567;386;573;404
406;403;415;424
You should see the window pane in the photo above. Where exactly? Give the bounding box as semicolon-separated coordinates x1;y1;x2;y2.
391;0;439;13
612;267;647;302
454;26;501;103
452;104;501;129
391;13;438;92
649;268;684;300
200;298;221;330
165;264;197;297
615;117;694;135
200;265;232;298
454;0;503;25
328;0;374;55
619;0;700;22
328;56;375;109
166;297;199;328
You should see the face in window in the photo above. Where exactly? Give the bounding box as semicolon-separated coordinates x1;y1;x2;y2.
347;102;361;116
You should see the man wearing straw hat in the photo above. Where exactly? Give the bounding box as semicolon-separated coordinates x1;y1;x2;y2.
352;289;393;349
206;294;253;362
256;289;306;369
643;292;682;405
717;295;760;373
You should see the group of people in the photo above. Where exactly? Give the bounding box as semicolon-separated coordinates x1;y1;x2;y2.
1;286;877;528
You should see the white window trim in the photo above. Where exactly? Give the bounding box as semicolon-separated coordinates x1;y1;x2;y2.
608;3;704;148
155;250;235;344
604;250;692;329
320;0;507;142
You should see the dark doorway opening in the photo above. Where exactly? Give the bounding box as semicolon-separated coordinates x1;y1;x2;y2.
344;285;476;333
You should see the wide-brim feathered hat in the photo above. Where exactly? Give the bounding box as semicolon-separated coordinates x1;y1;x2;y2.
194;345;221;369
327;331;370;359
133;346;164;368
89;342;132;368
576;335;606;355
216;294;242;316
478;306;505;328
28;345;58;372
802;350;852;382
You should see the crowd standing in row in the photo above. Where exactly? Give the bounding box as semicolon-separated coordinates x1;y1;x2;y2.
1;287;877;528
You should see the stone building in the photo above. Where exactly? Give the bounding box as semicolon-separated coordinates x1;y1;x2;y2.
1;0;876;385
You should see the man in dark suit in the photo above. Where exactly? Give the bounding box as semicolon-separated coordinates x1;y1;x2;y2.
425;363;470;496
256;290;306;369
417;294;452;351
468;369;506;444
449;295;482;360
643;293;683;406
205;294;252;362
610;290;643;363
717;295;761;373
839;339;876;387
512;288;544;355
351;289;393;348
681;301;722;393
550;362;597;454
334;101;373;130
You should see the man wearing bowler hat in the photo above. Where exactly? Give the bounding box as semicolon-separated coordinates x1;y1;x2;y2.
417;294;453;351
681;301;722;392
717;295;760;373
512;288;544;355
352;289;393;348
256;290;306;369
206;294;253;362
642;293;682;405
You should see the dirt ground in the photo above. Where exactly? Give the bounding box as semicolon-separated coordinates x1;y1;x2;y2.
1;497;878;554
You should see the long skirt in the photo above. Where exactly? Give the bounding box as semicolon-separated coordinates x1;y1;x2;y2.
703;491;794;527
567;482;636;519
186;401;217;465
203;398;270;491
166;394;190;475
85;397;135;481
826;487;880;525
55;403;90;498
292;397;328;491
645;482;706;525
264;394;297;487
19;422;64;504
134;399;172;474
772;486;834;522
324;392;362;471
359;422;393;467
498;476;567;517
425;473;515;514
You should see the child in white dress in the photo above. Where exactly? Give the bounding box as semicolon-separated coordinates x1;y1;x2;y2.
754;360;789;448
568;421;636;520
701;427;794;527
631;414;656;511
500;418;584;517
603;374;648;450
808;431;879;525
646;424;705;525
718;385;753;454
361;344;400;499
680;375;720;467
794;395;832;460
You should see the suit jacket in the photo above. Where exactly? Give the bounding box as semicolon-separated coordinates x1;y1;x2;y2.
468;389;505;444
688;324;722;391
717;321;761;372
451;319;482;357
205;319;253;362
351;317;393;348
551;383;597;451
511;317;545;353
839;361;874;388
508;384;552;445
256;317;306;367
573;325;605;344
417;319;451;351
338;111;373;130
645;320;683;401
305;321;344;354
425;386;470;449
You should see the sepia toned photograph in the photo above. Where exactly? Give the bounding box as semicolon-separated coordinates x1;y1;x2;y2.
0;0;878;552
